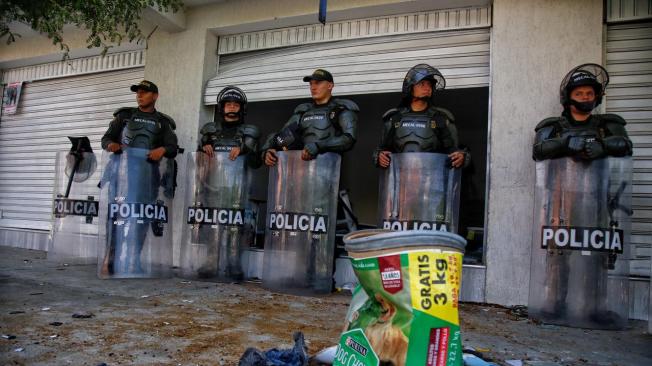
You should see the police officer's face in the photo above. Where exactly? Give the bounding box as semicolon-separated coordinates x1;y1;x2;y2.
309;80;333;103
570;86;596;102
412;79;433;99
224;101;240;114
223;101;241;122
136;89;158;109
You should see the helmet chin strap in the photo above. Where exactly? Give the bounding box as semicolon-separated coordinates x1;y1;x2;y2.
569;99;596;113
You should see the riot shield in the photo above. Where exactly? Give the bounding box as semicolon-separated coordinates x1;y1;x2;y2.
48;151;101;263
529;157;632;329
97;147;174;279
262;151;341;295
179;152;252;281
378;152;461;233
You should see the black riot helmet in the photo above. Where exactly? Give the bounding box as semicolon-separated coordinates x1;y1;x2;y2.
401;64;446;106
559;63;609;111
217;86;247;121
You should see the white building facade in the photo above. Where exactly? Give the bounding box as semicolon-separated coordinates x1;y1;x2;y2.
0;0;650;322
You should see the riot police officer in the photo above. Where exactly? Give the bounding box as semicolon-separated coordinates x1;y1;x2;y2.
262;69;358;166
373;64;468;169
532;63;633;161
186;86;259;280
101;80;177;159
199;86;260;165
529;64;634;328
99;80;178;276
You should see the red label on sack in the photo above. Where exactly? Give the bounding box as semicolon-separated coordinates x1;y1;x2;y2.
378;255;403;294
426;327;449;366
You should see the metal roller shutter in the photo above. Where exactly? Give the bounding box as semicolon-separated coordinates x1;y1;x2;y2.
0;67;145;231
204;28;490;103
605;22;652;280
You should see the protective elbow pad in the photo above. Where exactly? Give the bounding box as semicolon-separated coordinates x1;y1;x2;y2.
602;136;633;157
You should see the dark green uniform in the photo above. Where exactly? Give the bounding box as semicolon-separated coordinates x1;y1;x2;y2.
200;120;261;168
532;113;633;161
262;98;358;156
373;106;467;167
101;107;178;158
100;107;178;275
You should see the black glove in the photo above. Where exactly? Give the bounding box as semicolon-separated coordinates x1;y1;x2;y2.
583;139;605;160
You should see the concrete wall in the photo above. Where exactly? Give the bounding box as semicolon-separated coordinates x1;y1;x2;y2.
144;27;218;263
485;0;603;306
0;27;94;63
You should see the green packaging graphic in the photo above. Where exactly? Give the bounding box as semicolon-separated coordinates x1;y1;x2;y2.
335;230;465;366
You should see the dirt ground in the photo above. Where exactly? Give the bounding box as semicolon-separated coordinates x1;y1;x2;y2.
0;246;650;366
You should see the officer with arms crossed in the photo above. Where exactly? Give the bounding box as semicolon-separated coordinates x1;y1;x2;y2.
200;86;260;165
100;80;178;275
532;63;632;161
529;64;633;328
262;69;358;165
373;64;468;169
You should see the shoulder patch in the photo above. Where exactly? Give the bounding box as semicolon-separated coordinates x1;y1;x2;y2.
157;112;177;130
535;117;562;131
332;98;360;112
240;124;261;139
113;107;135;118
598;113;627;126
293;103;312;114
430;107;455;122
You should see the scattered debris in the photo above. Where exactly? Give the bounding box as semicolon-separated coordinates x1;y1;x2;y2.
508;305;528;320
312;345;337;364
463;353;499;366
72;311;94;319
239;332;308;366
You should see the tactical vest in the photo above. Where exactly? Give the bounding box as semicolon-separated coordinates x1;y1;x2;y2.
390;109;450;153
298;103;341;145
207;123;242;152
556;116;604;141
121;110;163;149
